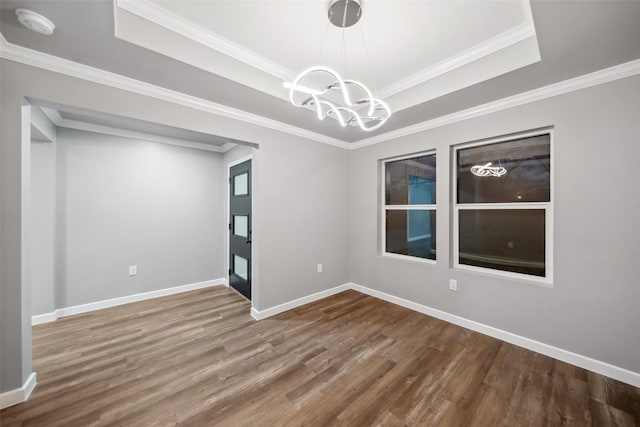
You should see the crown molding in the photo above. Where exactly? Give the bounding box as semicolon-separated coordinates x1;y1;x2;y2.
115;0;539;115
349;58;640;150
0;34;350;150
39;106;232;152
221;142;236;152
63;118;231;153
40;106;63;124
30;105;57;143
116;0;295;82
377;20;537;100
2;32;639;152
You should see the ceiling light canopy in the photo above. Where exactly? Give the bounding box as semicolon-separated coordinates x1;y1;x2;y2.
328;0;362;28
283;0;391;132
15;9;55;36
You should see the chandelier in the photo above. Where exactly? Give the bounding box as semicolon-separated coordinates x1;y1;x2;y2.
283;0;391;132
471;163;507;177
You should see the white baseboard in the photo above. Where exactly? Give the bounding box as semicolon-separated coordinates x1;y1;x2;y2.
28;278;640;388
251;283;351;320
0;372;37;409
32;278;227;325
249;281;640;388
348;282;640;389
31;312;58;325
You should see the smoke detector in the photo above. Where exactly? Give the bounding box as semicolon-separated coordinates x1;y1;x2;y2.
15;9;55;36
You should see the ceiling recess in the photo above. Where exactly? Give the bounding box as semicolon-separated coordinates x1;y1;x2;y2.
15;9;55;36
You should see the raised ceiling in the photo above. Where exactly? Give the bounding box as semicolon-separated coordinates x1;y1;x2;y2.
153;0;526;84
115;0;540;113
1;1;640;146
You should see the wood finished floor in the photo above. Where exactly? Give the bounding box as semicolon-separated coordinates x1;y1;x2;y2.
1;287;639;427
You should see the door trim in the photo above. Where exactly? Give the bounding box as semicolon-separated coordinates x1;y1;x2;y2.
225;153;256;304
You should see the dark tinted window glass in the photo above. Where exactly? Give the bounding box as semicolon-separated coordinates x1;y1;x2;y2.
386;210;436;260
459;209;545;277
457;134;550;204
385;154;436;205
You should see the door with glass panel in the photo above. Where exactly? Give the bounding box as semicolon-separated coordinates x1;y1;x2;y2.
229;160;251;300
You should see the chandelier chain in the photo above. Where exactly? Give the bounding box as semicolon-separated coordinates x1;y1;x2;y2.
315;19;331;64
342;28;348;75
359;17;377;96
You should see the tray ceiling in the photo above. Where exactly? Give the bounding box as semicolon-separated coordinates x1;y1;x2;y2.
1;1;640;145
114;0;540;114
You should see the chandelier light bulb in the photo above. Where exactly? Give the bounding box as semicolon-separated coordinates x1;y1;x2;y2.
283;66;391;132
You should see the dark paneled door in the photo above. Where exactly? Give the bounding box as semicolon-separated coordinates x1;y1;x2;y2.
229;160;252;300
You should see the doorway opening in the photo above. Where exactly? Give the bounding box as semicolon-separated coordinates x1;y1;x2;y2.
25;98;259;325
228;158;252;300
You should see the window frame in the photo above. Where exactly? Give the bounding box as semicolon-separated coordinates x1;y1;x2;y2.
452;129;554;286
381;151;437;264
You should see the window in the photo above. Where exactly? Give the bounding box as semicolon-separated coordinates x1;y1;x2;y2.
453;131;552;282
383;152;436;261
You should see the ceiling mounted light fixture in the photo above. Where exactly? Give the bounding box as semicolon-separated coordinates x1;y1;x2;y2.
15;9;55;36
283;0;391;132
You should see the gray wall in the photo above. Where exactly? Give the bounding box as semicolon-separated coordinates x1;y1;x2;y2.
349;74;640;374
2;56;638;394
220;133;351;310
254;137;349;309
1;95;33;394
1;59;350;392
53;128;225;309
30;141;56;316
2;55;638;395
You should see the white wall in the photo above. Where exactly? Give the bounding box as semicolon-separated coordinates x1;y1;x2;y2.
30;141;56;316
52;128;225;309
349;74;640;374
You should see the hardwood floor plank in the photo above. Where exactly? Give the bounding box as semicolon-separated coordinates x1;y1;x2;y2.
336;344;439;425
589;400;636;427
588;371;640;422
1;286;638;426
546;367;591;426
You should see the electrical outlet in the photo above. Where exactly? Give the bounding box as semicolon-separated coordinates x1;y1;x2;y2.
129;265;138;276
317;263;323;273
449;279;457;291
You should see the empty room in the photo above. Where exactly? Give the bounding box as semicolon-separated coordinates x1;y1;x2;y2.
1;0;639;425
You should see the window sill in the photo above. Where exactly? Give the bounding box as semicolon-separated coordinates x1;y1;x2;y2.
381;252;437;265
453;263;553;288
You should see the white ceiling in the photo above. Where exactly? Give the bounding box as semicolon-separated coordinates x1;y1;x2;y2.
151;0;528;90
115;0;540;113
